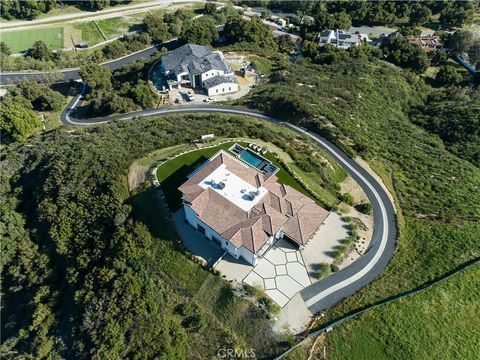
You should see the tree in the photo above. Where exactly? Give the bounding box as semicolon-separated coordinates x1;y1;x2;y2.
0;103;40;141
436;66;463;86
440;1;476;28
180;18;218;46
448;30;475;53
80;0;110;11
275;34;296;54
204;2;217;15
223;17;277;51
381;37;430;73
429;49;448;66
15;81;65;111
143;14;169;43
397;25;421;37
28;40;51;61
79;63;112;92
1;41;11;56
102;40;126;58
130;82;156;109
467;42;480;66
314;10;351;31
409;4;431;26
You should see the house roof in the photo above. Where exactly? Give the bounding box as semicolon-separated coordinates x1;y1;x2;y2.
203;74;238;89
161;44;231;77
179;150;329;253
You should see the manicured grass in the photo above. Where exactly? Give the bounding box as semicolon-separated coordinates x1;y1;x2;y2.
1;27;64;53
156;140;318;212
74;21;105;46
326;264;480;360
96;16;138;39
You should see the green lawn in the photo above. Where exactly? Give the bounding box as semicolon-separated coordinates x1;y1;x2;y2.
156;141;317;212
1;27;64;53
96;16;140;39
74;21;105;46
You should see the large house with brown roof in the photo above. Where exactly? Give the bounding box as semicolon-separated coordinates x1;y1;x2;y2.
179;150;329;266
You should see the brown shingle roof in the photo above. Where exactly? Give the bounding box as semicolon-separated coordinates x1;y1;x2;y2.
179;150;329;253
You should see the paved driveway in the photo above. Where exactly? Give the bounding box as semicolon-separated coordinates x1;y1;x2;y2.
244;239;311;307
173;210;224;266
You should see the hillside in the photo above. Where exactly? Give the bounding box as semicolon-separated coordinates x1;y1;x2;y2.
327;263;480;359
1;113;350;358
0;115;281;358
245;59;480;353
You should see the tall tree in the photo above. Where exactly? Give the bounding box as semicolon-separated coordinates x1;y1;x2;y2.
79;63;112;92
0;103;40;142
409;4;432;26
180;17;218;46
440;1;476;28
143;14;169;43
28;41;51;61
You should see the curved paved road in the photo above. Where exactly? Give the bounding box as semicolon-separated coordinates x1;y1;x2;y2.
61;104;397;313
0;40;180;85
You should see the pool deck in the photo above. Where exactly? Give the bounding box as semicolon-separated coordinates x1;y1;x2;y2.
228;143;279;175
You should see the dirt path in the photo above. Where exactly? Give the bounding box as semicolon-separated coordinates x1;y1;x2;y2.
127;161;150;192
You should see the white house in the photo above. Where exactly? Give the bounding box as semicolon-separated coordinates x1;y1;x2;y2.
319;29;370;49
179;150;329;266
160;44;238;96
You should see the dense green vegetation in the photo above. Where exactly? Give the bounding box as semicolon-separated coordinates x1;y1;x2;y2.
78;58;159;117
2;114;312;359
236;0;477;30
326;263;480;360
244;59;480;314
411;92;480;166
0;81;65;142
0;0;132;20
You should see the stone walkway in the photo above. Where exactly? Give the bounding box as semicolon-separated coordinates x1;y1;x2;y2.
243;238;312;307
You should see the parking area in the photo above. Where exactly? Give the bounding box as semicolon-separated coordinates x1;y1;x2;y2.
243;238;312;307
173;210;224;266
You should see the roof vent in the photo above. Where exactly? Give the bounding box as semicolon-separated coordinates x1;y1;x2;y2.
218;181;226;189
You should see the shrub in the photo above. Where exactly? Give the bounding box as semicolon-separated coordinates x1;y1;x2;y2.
330;264;339;272
342;193;355;206
315;263;331;279
356;202;373;215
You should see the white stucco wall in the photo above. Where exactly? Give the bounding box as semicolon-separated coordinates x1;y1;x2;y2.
183;204;256;265
184;205;197;227
201;70;224;82
207;82;239;96
238;246;256;265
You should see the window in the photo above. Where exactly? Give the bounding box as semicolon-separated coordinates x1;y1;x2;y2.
229;87;231;91
225;241;228;246
198;225;206;235
216;89;218;93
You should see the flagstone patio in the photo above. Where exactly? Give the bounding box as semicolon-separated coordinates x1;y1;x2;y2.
243;238;312;307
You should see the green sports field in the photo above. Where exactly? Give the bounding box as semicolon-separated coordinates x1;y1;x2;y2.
1;27;64;53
